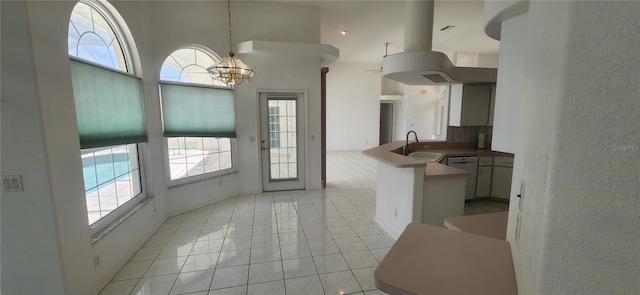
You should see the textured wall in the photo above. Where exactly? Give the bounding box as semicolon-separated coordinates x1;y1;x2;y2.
504;1;640;294
535;2;639;293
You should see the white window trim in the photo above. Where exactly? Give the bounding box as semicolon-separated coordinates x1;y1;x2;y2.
88;142;149;236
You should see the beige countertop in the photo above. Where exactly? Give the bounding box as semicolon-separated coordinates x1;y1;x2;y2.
374;222;517;295
424;162;470;179
362;141;512;179
444;211;509;240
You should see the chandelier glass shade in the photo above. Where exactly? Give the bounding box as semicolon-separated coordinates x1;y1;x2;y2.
207;0;255;85
208;52;255;85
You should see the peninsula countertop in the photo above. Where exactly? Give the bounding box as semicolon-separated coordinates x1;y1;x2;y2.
362;141;512;179
374;222;517;295
444;211;509;240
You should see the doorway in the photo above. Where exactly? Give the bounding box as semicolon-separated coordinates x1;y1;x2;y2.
379;101;395;145
259;93;306;191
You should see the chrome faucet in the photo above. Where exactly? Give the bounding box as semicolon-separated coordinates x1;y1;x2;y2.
404;130;419;156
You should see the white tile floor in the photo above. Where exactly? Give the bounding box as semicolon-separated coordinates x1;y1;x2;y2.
100;152;389;295
100;151;508;295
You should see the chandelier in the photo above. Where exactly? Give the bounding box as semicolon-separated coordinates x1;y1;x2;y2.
207;0;255;85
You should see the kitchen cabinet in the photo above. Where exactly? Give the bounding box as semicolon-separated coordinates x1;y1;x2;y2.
449;84;493;126
476;156;493;197
491;157;514;200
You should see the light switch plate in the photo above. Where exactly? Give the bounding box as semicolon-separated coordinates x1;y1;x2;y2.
518;181;526;212
515;213;522;246
2;175;23;192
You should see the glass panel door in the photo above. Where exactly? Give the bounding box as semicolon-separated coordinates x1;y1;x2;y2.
260;93;305;191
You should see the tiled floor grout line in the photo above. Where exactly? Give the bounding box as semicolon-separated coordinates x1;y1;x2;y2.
206;198;234;293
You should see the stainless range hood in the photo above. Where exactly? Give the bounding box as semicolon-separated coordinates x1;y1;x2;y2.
382;0;497;85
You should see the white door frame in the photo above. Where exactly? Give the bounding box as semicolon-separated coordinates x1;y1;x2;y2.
379;100;396;144
256;89;309;192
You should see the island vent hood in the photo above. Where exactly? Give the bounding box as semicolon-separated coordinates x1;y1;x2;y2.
382;0;497;85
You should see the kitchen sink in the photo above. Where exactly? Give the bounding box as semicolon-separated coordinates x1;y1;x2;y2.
407;152;443;162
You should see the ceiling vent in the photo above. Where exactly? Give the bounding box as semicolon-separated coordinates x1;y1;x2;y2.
423;74;451;83
382;0;497;85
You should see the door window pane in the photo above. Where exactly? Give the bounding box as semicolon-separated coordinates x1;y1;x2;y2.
267;98;298;180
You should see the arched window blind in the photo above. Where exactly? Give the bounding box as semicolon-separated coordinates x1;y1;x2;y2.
160;82;236;138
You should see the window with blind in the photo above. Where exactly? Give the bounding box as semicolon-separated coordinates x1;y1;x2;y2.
159;48;237;182
68;0;145;227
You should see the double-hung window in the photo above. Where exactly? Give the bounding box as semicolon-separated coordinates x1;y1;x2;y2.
68;0;146;227
159;48;237;183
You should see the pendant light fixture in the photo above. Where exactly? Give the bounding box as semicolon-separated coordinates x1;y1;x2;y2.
207;0;255;86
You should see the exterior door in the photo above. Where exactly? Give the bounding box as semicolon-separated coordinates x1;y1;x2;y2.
260;93;306;191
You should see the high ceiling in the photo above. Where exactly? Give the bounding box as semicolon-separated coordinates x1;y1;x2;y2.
295;0;500;64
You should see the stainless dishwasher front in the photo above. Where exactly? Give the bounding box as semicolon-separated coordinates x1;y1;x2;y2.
446;156;478;200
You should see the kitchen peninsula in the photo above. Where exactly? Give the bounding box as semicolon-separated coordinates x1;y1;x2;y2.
363;140;511;239
362;141;467;239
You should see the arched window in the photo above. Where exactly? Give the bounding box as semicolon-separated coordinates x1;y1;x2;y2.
160;47;236;182
68;0;145;228
68;0;129;72
160;47;225;87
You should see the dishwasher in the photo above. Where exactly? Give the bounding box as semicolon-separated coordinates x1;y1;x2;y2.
446;156;478;200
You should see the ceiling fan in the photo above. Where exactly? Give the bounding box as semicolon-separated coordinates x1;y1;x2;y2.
366;42;390;74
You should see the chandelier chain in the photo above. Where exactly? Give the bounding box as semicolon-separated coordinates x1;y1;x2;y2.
227;0;232;53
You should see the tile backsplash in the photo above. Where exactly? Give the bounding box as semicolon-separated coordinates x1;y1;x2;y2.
447;126;493;145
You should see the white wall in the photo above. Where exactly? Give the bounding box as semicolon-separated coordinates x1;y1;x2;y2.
454;53;499;68
402;85;447;141
326;63;450;149
23;1;168;294
501;1;639;294
0;2;67;294
492;13;527;154
149;1;324;213
1;1;327;294
326;62;382;151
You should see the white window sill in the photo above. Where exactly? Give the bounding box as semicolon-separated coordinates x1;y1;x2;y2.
168;169;238;189
90;196;154;244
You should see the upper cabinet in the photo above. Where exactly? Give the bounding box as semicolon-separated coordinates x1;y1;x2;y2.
449;84;494;126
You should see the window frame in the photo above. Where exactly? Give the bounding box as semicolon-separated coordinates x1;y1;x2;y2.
159;47;238;186
84;144;148;233
165;137;238;187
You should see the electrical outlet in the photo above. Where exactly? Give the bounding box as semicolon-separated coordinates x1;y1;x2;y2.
394;209;398;219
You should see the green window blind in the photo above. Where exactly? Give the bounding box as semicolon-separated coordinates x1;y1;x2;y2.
160;83;236;138
70;59;147;149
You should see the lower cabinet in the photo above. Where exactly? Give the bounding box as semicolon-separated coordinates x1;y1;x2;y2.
476;166;493;197
491;166;513;200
